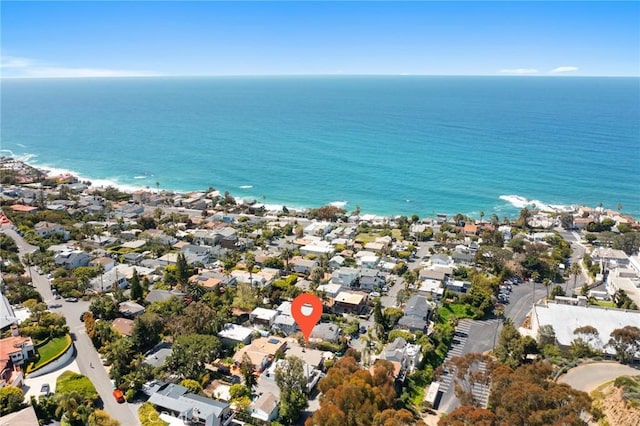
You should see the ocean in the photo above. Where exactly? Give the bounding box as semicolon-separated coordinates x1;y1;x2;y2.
1;76;639;218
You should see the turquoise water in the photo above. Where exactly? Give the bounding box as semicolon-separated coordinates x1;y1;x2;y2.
1;76;639;217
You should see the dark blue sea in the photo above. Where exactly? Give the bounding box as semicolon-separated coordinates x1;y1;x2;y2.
1;76;639;217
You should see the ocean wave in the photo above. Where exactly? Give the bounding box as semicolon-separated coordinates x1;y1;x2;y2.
133;175;148;180
499;194;571;213
16;143;26;148
21;159;149;193
329;201;348;209
239;185;253;189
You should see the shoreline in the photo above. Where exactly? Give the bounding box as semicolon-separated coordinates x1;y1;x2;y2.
1;155;635;221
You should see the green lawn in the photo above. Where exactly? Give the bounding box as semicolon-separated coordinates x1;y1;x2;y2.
438;303;475;324
31;335;70;370
592;300;616;308
56;371;99;402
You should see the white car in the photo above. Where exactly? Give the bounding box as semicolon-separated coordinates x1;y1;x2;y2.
370;292;381;298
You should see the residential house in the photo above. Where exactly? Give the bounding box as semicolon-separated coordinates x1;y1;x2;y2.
419;269;447;283
233;336;287;372
0;295;18;332
300;241;334;257
144;343;173;368
189;274;221;292
90;256;116;273
463;223;478;236
218;324;254;347
592;248;630;270
430;254;453;267
292;258;319;275
328;255;345;269
34;221;69;240
54;250;91;269
218;228;241;250
145;289;186;304
113;318;135;337
452;251;474;265
333;291;368;314
122;252;144;265
445;280;471;294
418;279;444;299
250;392;279;423
181;244;212;265
250;308;279;328
331;267;360;289
273;314;298;336
119;301;146;317
310;323;340;342
359;268;385;292
316;283;342;299
148;383;233;426
380;337;422;376
397;295;432;333
0;326;34;388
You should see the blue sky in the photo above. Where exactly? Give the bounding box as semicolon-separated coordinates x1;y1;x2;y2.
1;1;639;77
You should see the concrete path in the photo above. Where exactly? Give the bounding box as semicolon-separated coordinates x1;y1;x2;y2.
558;362;640;393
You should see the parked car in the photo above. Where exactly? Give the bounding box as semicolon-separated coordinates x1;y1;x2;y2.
370;292;381;298
48;303;62;309
112;388;125;403
40;383;50;396
65;297;78;302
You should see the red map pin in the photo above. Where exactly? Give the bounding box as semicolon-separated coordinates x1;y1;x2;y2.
291;293;323;343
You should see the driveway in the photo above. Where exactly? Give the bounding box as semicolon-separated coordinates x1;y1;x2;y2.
558;362;640;393
23;360;81;401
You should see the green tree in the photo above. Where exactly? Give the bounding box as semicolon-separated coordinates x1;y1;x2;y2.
0;386;25;415
275;356;309;425
55;390;93;425
240;352;257;390
130;268;143;303
608;326;640;363
131;312;163;352
494;319;527;368
89;293;118;320
167;334;221;379
180;379;203;394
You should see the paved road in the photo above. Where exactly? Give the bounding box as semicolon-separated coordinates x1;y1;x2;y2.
558;228;590;295
1;226;140;426
558;362;640;393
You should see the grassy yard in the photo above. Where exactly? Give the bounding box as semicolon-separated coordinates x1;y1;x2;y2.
31;335;70;370
56;370;99;402
437;303;475;324
592;300;616;308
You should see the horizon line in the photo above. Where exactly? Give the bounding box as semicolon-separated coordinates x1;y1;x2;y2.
2;73;639;80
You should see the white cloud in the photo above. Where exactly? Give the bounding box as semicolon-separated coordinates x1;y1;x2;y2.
549;66;579;74
1;55;158;78
23;67;158;78
1;56;33;68
499;68;539;74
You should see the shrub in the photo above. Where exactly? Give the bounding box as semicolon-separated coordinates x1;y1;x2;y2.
139;402;169;426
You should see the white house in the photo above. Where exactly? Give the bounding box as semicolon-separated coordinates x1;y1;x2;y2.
54;250;90;269
380;337;422;375
250;392;279;423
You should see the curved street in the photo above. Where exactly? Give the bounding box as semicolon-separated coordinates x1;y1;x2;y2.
558;362;640;393
1;226;140;426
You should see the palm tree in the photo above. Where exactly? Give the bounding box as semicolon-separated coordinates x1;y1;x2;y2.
542;278;552;299
155;181;160;194
245;252;256;284
55;391;91;424
479;211;485;222
569;262;582;294
281;247;292;272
